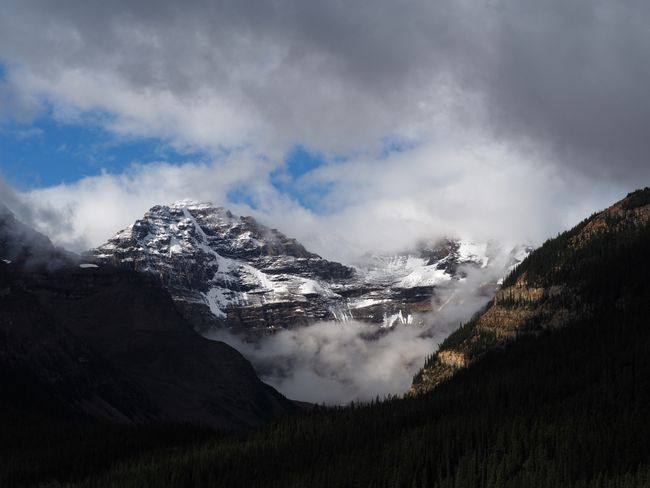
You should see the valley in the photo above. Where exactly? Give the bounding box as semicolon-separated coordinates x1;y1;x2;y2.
2;189;649;487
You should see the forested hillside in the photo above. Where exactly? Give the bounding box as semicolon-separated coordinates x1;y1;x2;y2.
412;187;650;394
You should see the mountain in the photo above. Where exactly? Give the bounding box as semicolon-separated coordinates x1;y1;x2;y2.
17;187;650;487
88;201;526;335
351;240;529;326
88;201;353;333
0;203;76;269
411;187;650;394
0;208;295;430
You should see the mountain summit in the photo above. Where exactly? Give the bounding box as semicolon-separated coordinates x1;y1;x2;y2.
89;201;354;333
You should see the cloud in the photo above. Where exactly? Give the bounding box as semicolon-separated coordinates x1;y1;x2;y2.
0;0;647;261
1;0;649;181
212;321;439;404
22;152;278;251
210;253;519;404
0;174;74;237
0;0;461;154
16;135;626;264
0;175;29;218
0;175;78;269
14;127;43;140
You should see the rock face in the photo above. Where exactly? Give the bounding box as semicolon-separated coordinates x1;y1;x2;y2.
88;201;355;334
410;188;650;396
0;209;296;430
88;201;526;335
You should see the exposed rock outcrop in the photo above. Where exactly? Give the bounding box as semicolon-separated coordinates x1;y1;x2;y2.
88;201;525;336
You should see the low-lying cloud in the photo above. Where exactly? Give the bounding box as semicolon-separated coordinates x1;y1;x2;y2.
211;254;515;404
213;321;437;404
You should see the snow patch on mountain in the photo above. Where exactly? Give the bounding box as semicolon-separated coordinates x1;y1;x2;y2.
88;202;529;334
457;241;489;267
397;264;449;288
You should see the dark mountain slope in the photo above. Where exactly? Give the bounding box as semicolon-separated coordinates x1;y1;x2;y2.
0;210;296;432
0;262;156;423
18;266;295;429
0;203;76;269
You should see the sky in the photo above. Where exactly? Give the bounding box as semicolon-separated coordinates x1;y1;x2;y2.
1;0;649;263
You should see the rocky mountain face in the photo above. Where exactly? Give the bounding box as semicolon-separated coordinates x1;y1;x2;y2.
88;201;527;336
0;209;295;429
411;187;650;395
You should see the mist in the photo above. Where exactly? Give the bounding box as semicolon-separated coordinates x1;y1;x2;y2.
212;321;435;404
210;251;516;404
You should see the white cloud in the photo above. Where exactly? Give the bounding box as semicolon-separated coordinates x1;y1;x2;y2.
211;320;439;404
17;68;261;153
17;131;626;264
3;0;650;178
23;152;276;251
0;0;644;262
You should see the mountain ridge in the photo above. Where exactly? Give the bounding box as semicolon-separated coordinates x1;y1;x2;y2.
411;187;650;395
88;201;527;335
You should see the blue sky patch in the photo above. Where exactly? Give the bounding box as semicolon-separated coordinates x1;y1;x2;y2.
270;145;332;211
0;92;401;215
379;136;418;159
283;145;325;178
0;113;205;189
226;185;259;210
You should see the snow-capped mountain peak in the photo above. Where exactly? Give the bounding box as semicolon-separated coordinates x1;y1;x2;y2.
88;203;528;334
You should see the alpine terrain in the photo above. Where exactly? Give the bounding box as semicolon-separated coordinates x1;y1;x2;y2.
7;188;650;487
88;201;528;336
